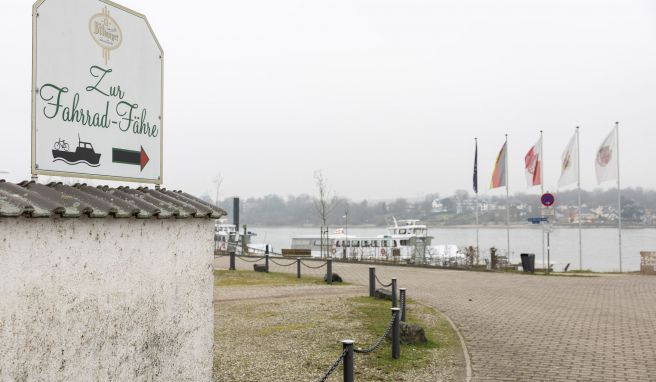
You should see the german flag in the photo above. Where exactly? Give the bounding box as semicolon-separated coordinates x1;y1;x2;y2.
490;141;507;189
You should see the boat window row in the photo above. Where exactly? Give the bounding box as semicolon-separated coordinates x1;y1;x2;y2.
314;240;398;248
391;228;427;235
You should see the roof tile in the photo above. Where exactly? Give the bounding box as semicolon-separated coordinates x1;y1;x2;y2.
0;180;225;219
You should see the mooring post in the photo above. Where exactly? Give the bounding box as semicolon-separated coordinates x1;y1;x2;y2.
342;340;354;382
229;251;235;271
399;288;406;322
369;267;375;297
242;224;248;255
265;255;269;273
296;257;301;279
326;258;333;285
391;307;400;359
391;278;398;308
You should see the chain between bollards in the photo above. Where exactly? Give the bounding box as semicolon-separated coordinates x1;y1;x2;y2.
342;340;354;382
391;307;400;359
399;288;406;322
296;257;301;278
368;267;375;297
391;278;398;308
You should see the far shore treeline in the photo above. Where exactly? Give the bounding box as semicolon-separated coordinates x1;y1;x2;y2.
200;188;656;227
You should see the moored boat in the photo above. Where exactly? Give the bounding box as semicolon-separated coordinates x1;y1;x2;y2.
290;218;464;265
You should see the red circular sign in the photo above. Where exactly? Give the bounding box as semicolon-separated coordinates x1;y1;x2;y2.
541;193;555;207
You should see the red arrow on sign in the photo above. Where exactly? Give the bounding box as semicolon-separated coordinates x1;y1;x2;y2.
112;146;150;172
140;146;149;171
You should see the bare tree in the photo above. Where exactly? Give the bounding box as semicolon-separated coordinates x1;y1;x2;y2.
213;173;224;207
313;170;335;258
313;170;334;226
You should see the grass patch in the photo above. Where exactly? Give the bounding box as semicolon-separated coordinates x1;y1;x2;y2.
259;322;314;335
347;296;451;374
215;269;340;287
213;271;463;380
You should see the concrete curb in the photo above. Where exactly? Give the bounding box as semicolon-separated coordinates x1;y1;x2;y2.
440;310;473;382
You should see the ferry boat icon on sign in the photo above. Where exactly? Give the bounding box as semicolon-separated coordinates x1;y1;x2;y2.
52;135;101;167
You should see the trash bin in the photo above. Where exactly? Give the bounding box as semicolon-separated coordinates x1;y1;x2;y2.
520;253;535;273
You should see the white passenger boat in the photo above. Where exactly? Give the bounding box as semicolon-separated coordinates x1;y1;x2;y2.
290;219;464;265
214;219;271;253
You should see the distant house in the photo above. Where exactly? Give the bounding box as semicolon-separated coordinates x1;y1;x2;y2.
431;199;446;213
591;205;618;222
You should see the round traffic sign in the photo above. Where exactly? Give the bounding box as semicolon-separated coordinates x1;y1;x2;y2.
541;193;555;207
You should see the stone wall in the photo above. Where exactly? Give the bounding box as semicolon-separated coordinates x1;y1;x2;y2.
0;217;214;381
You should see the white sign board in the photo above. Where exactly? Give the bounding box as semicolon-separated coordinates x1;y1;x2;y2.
32;0;163;183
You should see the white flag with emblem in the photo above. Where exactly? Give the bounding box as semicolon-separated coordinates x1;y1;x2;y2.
595;127;618;184
558;132;578;187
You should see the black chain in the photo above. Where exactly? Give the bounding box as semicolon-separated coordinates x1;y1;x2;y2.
316;349;347;382
301;260;328;269
353;311;397;354
375;275;393;288
235;255;265;263
269;258;297;267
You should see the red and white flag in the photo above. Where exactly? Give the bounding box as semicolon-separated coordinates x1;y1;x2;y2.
524;137;542;187
595;127;618;184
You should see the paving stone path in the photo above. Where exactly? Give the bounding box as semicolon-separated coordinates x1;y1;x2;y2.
216;256;656;381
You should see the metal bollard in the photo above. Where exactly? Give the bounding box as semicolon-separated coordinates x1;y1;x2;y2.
391;278;398;308
265;255;269;273
229;252;236;271
391;308;400;359
296;257;301;279
399;288;406;322
369;267;375;297
326;259;333;285
342;340;354;382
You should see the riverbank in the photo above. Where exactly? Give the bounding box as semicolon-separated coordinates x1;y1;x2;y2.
252;223;655;229
247;226;654;272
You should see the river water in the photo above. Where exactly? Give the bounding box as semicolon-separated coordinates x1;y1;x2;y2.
249;226;655;272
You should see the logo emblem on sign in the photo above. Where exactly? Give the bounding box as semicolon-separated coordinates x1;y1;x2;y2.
89;6;122;64
596;145;612;167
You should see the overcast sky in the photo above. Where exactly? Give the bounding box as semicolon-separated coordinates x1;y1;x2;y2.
1;0;655;201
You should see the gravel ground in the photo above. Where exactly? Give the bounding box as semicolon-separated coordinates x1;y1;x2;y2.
213;283;464;381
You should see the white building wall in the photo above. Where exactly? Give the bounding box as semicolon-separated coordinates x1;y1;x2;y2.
0;217;214;381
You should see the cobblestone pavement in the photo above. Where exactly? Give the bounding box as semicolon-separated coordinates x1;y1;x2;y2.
216;256;656;381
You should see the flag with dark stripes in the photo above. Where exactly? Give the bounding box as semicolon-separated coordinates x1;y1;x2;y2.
473;139;478;194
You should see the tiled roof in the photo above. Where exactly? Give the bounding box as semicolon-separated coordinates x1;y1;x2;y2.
0;180;225;219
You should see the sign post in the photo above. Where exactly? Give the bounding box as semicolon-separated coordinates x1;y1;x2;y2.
32;0;163;184
539;192;555;274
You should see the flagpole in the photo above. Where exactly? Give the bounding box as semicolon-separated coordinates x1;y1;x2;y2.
539;130;545;271
576;126;583;271
475;138;480;258
505;134;510;264
616;122;622;272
